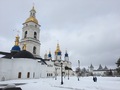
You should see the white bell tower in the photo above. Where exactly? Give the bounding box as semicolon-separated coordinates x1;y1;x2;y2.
20;6;41;58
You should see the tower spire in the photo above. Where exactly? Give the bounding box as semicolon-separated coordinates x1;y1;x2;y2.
48;50;52;60
30;5;36;17
64;49;69;61
25;6;38;24
15;35;19;46
55;43;62;60
55;43;61;55
11;35;21;52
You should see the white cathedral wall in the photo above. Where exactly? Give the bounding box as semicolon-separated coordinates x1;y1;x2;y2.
0;58;13;81
39;64;47;78
93;70;105;76
0;57;48;81
11;58;41;79
46;60;55;78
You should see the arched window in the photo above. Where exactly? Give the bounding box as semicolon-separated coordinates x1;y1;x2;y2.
24;31;27;38
33;46;36;54
33;72;35;78
27;72;30;78
34;32;37;39
18;72;22;78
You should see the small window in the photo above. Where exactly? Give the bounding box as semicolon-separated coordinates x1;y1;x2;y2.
24;31;27;38
34;32;37;39
33;46;36;54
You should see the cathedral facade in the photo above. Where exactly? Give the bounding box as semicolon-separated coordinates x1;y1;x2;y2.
0;6;73;81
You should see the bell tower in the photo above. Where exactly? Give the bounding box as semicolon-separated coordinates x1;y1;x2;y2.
20;6;41;58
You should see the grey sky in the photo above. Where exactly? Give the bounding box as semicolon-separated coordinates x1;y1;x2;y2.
0;0;120;69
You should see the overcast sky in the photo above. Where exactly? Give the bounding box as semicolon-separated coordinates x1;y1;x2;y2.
0;0;120;69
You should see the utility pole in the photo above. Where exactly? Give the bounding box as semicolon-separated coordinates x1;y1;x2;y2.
78;60;80;81
78;60;80;68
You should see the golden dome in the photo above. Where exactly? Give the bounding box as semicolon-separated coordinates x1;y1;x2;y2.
15;35;20;46
55;43;61;53
25;16;38;24
55;49;61;53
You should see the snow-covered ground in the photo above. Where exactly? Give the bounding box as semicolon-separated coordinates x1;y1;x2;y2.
0;76;120;90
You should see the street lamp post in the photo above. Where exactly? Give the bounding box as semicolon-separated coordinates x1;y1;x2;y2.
55;68;57;80
68;69;69;80
78;60;80;81
61;62;63;85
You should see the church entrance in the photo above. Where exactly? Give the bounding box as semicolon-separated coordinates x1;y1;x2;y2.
18;72;21;78
27;72;30;78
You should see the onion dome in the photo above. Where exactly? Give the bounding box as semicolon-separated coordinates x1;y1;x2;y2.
11;46;21;52
55;43;61;55
65;50;68;57
24;6;39;24
25;16;38;24
11;35;21;52
48;51;52;58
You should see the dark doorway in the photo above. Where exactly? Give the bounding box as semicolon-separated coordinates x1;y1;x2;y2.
27;72;30;78
18;72;21;78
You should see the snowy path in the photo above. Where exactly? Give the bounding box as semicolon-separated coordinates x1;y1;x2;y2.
0;77;120;90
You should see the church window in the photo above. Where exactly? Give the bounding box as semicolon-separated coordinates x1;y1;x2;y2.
33;72;35;78
34;32;37;39
18;72;21;78
24;31;27;38
47;73;49;77
27;72;30;78
33;46;36;54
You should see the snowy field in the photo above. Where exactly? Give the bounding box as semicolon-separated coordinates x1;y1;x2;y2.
0;76;120;90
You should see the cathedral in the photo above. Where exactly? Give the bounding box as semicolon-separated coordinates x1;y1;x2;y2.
0;6;73;81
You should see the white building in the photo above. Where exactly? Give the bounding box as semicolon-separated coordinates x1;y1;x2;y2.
43;43;73;78
0;6;73;81
89;64;110;76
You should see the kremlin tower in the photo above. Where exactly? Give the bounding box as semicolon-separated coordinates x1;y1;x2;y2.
20;6;41;58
